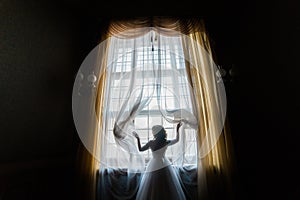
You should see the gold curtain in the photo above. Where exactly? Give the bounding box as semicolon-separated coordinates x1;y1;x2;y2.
75;31;110;200
181;19;236;199
75;17;236;200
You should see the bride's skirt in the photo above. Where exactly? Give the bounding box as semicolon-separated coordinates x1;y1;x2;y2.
136;165;186;200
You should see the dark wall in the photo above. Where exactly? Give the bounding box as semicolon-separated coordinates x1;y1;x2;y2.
0;0;90;199
204;2;300;198
0;0;74;164
205;2;300;199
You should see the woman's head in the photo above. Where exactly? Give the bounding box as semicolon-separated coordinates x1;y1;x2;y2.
152;125;167;140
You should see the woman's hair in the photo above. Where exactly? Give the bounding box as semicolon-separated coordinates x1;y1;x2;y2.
152;125;167;141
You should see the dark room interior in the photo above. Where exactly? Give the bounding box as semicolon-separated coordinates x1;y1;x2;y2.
1;0;299;199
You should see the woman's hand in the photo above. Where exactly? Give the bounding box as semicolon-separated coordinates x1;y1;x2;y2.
133;131;139;139
169;122;182;146
176;122;183;131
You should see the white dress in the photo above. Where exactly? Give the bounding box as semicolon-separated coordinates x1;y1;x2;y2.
136;145;186;200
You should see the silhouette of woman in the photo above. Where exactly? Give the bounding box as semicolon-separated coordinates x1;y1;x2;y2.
133;122;186;200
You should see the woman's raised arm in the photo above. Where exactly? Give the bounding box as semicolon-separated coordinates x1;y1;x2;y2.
169;122;183;146
133;131;151;151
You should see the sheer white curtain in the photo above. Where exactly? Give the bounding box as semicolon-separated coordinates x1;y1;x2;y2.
100;29;198;172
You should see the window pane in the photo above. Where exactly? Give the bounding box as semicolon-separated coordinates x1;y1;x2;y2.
149;116;161;128
103;32;197;167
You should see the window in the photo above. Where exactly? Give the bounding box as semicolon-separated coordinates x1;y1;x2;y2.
101;31;197;167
